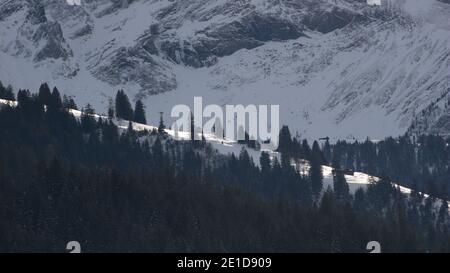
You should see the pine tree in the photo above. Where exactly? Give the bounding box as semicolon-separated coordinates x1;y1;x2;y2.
127;121;136;139
38;83;52;106
277;125;292;154
310;157;324;199
353;188;366;212
239;147;253;170
50;87;62;110
17;89;31;109
292;138;303;158
115;90;134;120
332;156;349;201
319;186;336;215
281;150;291;168
260;152;271;174
62;95;78;110
158;112;166;134
0;81;5;99
0;83;15;101
333;170;349;201
438;200;449;227
152;137;164;166
323;139;332;164
302;139;312;160
312;140;326;165
81;103;96;133
107;98;115;119
134;100;146;124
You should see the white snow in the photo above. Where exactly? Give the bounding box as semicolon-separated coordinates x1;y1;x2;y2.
1;0;450;142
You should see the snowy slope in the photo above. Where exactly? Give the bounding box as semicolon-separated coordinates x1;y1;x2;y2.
1;97;448;211
1;0;450;141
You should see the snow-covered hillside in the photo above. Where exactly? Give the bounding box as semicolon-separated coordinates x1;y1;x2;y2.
2;97;448;213
1;0;450;140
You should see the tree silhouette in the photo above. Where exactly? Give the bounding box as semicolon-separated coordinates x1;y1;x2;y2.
134;100;146;124
115;90;134;120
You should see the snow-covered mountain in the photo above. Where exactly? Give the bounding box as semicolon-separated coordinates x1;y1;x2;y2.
1;0;450;140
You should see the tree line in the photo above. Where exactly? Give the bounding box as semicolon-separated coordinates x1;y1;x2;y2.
0;83;449;252
111;89;147;124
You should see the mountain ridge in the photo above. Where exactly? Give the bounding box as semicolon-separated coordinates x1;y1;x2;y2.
1;0;450;140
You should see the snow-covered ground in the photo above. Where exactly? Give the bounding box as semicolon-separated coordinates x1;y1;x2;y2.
3;98;446;212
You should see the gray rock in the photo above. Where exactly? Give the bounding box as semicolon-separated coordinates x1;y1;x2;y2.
33;21;73;62
0;0;25;21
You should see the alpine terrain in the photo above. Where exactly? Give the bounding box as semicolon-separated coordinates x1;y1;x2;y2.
1;0;450;140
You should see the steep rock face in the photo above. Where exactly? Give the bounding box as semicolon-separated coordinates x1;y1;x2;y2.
5;0;73;62
43;0;93;39
1;0;366;85
91;45;177;95
149;13;306;68
26;0;46;24
0;0;25;21
408;88;450;137
80;0;366;92
147;0;364;68
33;21;73;61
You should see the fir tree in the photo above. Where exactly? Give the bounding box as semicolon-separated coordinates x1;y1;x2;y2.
0;82;15;101
115;90;134;120
107;98;115;119
277;125;292;155
332;156;349;201
134;100;146;124
302;139;312;160
81;103;96;133
158;112;166;135
312;140;326;165
50;87;62;110
62;95;78;110
438;200;449;227
38;83;52;106
17;89;30;106
201;130;206;142
281;150;291;168
323;139;332;164
0;81;5;99
152;137;164;166
260;152;271;174
310;157;324;199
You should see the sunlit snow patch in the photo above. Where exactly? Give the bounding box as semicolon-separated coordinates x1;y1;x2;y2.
367;0;382;6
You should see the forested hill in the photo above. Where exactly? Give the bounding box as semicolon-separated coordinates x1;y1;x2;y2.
0;83;450;252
